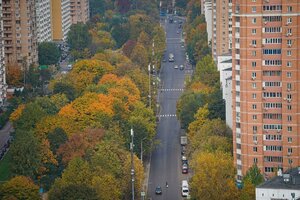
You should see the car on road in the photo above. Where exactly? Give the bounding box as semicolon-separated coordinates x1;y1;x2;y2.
174;65;178;69
181;180;189;197
181;146;186;155
182;163;188;174
177;30;180;34
179;65;184;70
155;186;162;195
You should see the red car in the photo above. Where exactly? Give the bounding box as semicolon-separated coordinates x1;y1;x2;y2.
182;163;188;174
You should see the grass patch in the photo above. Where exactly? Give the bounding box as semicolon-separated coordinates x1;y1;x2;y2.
0;150;12;181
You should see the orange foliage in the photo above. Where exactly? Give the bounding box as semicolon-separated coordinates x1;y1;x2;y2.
98;74;119;85
9;104;25;122
6;64;23;87
189;81;213;94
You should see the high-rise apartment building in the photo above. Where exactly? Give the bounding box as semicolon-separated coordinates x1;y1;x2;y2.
51;0;71;41
232;0;300;181
70;0;89;24
211;0;232;62
2;0;38;68
36;0;52;43
0;0;6;104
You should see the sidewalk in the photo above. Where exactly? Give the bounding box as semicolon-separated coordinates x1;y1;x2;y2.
0;122;13;150
142;157;151;199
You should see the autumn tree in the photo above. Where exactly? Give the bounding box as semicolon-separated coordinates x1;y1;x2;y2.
67;23;92;52
130;43;149;69
190;152;239;200
49;184;98;200
194;55;219;88
6;64;23;87
0;176;40;200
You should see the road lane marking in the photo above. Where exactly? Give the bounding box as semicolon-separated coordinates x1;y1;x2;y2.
160;88;184;92
157;114;177;118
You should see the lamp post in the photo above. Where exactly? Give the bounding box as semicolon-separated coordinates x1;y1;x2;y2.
148;64;151;108
130;129;135;200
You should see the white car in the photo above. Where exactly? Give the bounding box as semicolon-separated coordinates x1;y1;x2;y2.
174;65;178;69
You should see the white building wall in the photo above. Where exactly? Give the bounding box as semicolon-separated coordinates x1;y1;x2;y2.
256;188;300;200
0;0;6;105
224;78;232;129
36;0;52;42
61;0;71;41
204;0;212;45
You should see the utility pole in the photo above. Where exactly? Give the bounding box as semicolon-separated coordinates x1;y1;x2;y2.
130;129;135;200
148;64;151;108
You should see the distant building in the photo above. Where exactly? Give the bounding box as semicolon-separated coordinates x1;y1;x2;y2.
36;0;52;42
2;0;38;67
211;0;232;62
203;0;212;45
51;0;72;41
70;0;89;24
0;0;7;105
256;167;300;200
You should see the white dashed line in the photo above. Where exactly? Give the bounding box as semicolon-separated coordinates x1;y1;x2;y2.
157;114;177;118
160;88;184;92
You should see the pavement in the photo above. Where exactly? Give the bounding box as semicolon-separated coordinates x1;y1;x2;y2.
0;122;13;150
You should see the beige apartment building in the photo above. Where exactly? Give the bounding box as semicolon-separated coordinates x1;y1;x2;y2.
0;0;7;104
211;0;232;61
3;0;38;68
70;0;89;24
51;0;72;41
232;0;300;181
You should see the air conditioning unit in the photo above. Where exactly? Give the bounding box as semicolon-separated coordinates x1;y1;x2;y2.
284;98;287;101
288;44;292;47
286;33;289;37
262;86;266;90
264;21;268;25
264;0;270;3
287;88;291;92
288;99;291;103
254;141;258;145
262;44;265;47
263;97;266;100
264;108;268;111
264;130;269;133
277;129;281;133
287;152;291;156
252;77;256;80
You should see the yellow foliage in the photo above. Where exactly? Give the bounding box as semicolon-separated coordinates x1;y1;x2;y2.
9;104;25;122
189;81;213;94
98;74;119;85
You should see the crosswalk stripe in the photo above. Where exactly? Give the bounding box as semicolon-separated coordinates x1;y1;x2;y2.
157;114;177;117
160;88;184;92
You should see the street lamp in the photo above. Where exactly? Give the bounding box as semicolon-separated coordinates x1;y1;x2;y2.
130;129;135;200
148;64;151;108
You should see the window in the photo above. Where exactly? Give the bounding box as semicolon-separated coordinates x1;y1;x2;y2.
252;29;256;34
288;126;292;132
252;18;257;24
263;49;282;55
252;40;257;45
287;61;292;67
264;135;282;141
252;83;257;88
253;126;257;132
288;148;292;154
287;17;292;24
254;158;258;163
287;50;292;56
287;83;292;89
263;27;282;33
287;6;292;12
265;167;275;172
252;62;256;67
253;147;257;152
264;156;283;163
253;115;257;120
252;93;257;99
288;137;292;143
252;51;256;56
288;105;292;110
287;39;292;46
252;72;257;78
264;145;282;151
252;7;256;12
252;104;257;109
288;115;292;121
287;72;292;78
287;28;292;34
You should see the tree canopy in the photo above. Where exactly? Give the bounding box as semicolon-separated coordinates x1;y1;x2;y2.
38;42;61;65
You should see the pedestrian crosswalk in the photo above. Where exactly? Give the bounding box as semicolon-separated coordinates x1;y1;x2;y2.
157;114;177;118
160;88;184;92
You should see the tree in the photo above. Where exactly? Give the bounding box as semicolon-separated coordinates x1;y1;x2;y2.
194;55;219;88
207;89;225;120
176;91;206;129
47;127;68;153
0;176;40;200
243;164;264;186
10;130;43;179
6;64;23;87
122;40;136;58
38;42;61;65
130;43;149;69
53;82;77;101
190;152;239;200
49;184;98;200
67;23;92;51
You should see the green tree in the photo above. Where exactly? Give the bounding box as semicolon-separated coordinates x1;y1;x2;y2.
38;42;61;65
53;82;77;101
243;164;264;186
194;55;219;88
10;130;43;179
49;184;98;200
177;91;205;129
0;176;40;200
207;89;225;120
47;127;68;153
67;23;92;51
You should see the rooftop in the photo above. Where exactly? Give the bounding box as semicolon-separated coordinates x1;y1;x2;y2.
257;167;300;190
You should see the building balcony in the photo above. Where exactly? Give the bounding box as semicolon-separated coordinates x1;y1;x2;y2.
235;54;240;59
235;32;240;38
237;169;242;176
236;106;240;113
236;96;240;102
236;128;241;134
237;158;242;165
235;43;240;49
235;22;240;27
235;64;240;70
236;149;241;155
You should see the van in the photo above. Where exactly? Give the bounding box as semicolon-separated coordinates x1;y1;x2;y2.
181;180;189;197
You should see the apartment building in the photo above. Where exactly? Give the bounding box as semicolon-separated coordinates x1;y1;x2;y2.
2;0;38;68
0;0;6;104
232;0;300;181
51;0;71;41
211;0;232;62
203;0;213;44
70;0;89;24
36;0;52;42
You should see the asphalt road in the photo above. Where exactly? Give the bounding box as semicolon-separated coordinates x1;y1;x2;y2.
147;16;190;200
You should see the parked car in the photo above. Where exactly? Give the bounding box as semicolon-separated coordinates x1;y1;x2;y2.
179;65;184;70
182;163;188;174
174;65;178;69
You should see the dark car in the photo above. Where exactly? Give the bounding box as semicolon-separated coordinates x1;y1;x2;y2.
182;163;188;174
155;186;162;195
179;65;184;70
